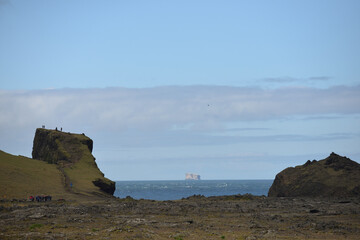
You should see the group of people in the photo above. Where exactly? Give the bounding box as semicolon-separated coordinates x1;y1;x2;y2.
42;125;63;132
29;195;52;202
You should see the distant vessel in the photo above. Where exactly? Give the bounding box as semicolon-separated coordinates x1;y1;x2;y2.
185;173;201;180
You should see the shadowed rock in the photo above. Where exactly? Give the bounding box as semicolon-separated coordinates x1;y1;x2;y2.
32;128;92;164
268;153;360;197
93;178;115;195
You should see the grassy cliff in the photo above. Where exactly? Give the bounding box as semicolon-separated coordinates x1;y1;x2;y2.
0;128;115;200
32;128;115;197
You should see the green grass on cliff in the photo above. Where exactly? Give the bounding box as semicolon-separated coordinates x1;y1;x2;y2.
1;129;114;201
0;150;67;199
63;140;106;196
48;131;109;196
32;129;114;198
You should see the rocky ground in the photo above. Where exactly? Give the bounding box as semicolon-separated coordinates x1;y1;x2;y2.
1;195;359;239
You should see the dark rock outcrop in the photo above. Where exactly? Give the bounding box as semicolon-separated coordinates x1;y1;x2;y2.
32;128;115;196
92;178;116;195
32;128;92;164
268;153;360;197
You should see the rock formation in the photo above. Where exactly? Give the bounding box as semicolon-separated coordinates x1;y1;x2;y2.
32;128;115;195
33;128;93;164
186;173;201;180
268;152;360;197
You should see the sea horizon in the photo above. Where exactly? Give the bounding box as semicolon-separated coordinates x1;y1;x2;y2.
114;179;274;200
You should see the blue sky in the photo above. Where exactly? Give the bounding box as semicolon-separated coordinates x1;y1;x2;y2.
0;0;359;180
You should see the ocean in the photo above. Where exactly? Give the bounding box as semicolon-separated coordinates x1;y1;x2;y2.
114;179;273;201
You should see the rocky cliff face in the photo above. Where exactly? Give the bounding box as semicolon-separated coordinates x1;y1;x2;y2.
268;153;360;197
32;128;115;195
32;128;93;164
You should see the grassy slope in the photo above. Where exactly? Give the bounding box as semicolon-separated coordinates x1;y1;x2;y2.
1;129;114;201
0;150;68;199
62;133;105;196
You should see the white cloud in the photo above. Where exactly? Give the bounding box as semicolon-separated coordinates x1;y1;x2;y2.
1;85;360;179
0;85;359;157
1;85;359;132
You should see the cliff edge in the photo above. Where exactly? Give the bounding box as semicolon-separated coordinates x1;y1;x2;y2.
268;153;360;197
32;128;115;196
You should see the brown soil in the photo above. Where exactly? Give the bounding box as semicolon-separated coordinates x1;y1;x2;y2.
1;195;359;239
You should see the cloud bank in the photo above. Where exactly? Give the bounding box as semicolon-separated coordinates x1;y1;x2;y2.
1;85;359;179
1;85;359;133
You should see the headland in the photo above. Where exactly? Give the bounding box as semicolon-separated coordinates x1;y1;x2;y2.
0;128;114;201
1;130;360;239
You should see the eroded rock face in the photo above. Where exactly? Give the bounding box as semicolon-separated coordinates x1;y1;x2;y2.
268;153;360;197
31;128;115;195
32;128;92;164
